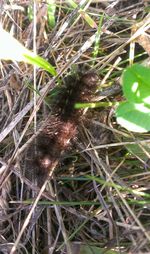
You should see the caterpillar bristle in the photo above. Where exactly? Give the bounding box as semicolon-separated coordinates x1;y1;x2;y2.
24;71;99;185
54;72;99;121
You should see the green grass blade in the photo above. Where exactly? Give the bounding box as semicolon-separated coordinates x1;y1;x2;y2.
92;13;104;62
67;0;97;28
23;53;57;76
75;101;119;109
47;0;56;29
0;27;56;76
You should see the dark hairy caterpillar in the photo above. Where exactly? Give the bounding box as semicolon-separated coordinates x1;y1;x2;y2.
24;72;99;185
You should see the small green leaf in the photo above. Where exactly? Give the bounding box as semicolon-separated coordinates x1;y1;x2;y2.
122;64;150;105
92;13;104;63
79;10;97;28
66;0;77;8
0;27;56;76
23;54;56;76
67;0;97;28
27;5;33;21
116;101;150;132
47;0;56;29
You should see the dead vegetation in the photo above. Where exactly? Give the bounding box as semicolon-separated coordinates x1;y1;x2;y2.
1;1;150;253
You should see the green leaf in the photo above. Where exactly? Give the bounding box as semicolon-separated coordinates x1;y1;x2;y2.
92;13;104;63
66;0;77;8
79;10;97;28
27;5;33;21
116;101;150;132
67;0;97;28
23;54;56;76
126;142;150;160
122;64;150;105
0;26;56;76
47;0;56;29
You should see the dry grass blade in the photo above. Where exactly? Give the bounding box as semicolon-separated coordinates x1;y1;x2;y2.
1;1;150;254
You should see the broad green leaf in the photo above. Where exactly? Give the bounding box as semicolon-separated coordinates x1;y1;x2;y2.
122;64;150;105
0;26;56;76
116;101;150;132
